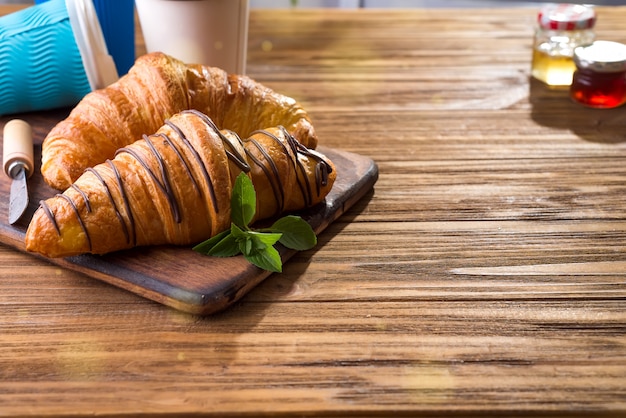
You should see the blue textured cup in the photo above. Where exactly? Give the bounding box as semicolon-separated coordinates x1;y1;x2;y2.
0;0;118;116
0;0;90;115
36;0;136;76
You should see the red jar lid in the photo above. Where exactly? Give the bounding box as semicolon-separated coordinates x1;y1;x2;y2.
574;41;626;73
538;3;596;31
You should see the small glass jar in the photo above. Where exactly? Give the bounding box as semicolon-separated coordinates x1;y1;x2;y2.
531;3;596;87
570;41;626;109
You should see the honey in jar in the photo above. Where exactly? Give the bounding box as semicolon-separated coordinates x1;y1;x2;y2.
571;41;626;109
531;3;596;87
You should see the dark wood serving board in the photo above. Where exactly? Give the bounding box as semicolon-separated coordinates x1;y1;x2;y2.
0;117;378;314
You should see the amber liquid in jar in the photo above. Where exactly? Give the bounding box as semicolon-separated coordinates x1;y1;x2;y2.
571;41;626;109
531;4;596;87
531;47;578;86
571;68;626;108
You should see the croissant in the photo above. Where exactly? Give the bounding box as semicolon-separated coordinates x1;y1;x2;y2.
41;52;318;191
25;110;335;258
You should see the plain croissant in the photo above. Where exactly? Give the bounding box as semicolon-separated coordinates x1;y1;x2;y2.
25;110;335;258
41;52;318;191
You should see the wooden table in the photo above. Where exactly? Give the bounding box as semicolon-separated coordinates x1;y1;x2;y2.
1;4;625;417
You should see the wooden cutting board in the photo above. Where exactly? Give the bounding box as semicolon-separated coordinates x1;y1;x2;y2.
0;115;378;314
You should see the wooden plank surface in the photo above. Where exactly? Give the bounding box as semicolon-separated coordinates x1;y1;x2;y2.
1;5;626;417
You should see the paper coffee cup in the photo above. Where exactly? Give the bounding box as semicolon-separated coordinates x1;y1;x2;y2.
135;0;249;74
0;0;118;116
35;0;135;76
90;0;136;75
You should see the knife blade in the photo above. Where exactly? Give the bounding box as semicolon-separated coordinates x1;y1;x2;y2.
3;120;34;225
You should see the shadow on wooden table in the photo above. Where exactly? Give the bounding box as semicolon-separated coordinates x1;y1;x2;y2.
247;187;376;301
528;77;626;144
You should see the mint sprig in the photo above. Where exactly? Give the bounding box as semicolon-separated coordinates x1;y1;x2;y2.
193;173;317;272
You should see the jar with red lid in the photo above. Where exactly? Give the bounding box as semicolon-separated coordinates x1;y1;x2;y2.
570;40;626;109
531;3;596;87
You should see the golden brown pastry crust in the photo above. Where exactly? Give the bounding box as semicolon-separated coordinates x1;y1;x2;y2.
41;52;317;190
26;111;335;258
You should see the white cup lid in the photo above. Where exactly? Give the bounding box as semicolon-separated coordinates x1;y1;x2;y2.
65;0;118;90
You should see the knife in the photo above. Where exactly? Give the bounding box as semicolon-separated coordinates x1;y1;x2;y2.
3;120;34;225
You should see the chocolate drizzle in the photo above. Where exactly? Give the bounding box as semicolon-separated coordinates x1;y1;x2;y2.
71;184;91;213
247;137;287;212
117;135;182;223
106;159;136;246
249;126;333;212
186;109;251;173
85;166;131;244
56;193;92;252
38;200;59;235
164;116;219;214
153;132;202;195
37;110;333;252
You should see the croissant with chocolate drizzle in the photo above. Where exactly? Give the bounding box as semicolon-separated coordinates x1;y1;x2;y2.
25;110;335;258
41;52;318;191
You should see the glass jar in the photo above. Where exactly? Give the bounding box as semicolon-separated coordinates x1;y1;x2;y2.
570;41;626;109
531;3;596;87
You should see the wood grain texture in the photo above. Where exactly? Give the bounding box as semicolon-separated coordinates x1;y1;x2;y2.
1;5;626;417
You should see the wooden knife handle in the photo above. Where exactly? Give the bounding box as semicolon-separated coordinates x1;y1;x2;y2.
3;119;34;179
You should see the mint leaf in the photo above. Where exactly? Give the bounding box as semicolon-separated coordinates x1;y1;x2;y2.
231;223;248;239
270;215;317;250
193;229;230;254
194;173;319;273
248;231;283;249
245;244;283;273
207;232;239;257
229;223;253;256
236;231;282;257
231;173;256;228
